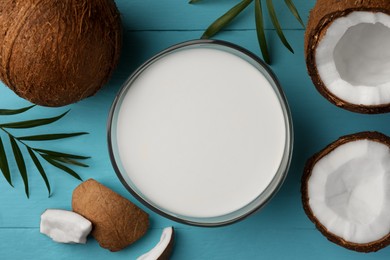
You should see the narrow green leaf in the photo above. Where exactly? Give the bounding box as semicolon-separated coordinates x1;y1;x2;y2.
34;148;90;160
0;137;12;186
284;0;305;28
266;0;294;53
0;105;35;116
27;148;51;197
42;155;82;181
9;136;29;197
0;110;69;129
50;156;89;168
18;132;88;141
201;0;253;39
255;0;270;64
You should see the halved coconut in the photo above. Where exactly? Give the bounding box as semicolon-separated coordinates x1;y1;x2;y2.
302;132;390;252
305;0;390;113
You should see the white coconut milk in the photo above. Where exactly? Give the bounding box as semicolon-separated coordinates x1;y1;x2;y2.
116;47;287;218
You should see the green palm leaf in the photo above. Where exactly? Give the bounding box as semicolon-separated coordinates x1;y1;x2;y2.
192;0;303;63
0;137;12;186
284;0;304;28
202;0;253;39
35;148;90;160
9;136;29;197
0;111;69;129
266;0;293;53
42;155;82;181
255;0;270;64
27;148;51;197
0;105;35;116
0;106;89;197
19;132;88;141
51;157;89;168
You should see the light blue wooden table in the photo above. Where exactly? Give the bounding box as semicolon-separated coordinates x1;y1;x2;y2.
0;1;389;259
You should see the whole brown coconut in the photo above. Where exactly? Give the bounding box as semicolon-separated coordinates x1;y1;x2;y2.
305;0;390;114
0;0;122;107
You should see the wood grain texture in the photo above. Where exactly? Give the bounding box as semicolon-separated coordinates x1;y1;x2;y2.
0;227;389;259
116;0;314;30
1;1;390;259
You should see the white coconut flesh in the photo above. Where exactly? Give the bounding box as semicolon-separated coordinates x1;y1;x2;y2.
308;139;390;244
315;11;390;106
137;227;173;260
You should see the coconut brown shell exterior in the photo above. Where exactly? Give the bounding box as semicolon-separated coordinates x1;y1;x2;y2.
72;179;149;252
302;131;390;252
0;0;122;107
158;227;175;260
305;0;390;114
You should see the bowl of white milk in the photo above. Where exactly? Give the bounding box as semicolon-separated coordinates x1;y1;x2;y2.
108;40;293;226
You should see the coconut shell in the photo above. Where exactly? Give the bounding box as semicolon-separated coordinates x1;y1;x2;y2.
72;179;149;252
305;0;390;114
158;227;175;260
302;131;390;252
0;0;122;107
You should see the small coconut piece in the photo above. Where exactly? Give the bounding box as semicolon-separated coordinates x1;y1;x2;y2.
40;209;92;244
72;179;149;252
0;0;122;106
137;227;175;260
305;0;390;113
302;131;390;252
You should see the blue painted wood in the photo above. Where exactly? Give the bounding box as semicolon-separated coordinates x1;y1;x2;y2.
0;1;390;259
116;0;315;30
0;226;390;259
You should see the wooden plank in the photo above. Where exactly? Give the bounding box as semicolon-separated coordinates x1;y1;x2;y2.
1;27;390;259
116;0;315;31
0;227;389;259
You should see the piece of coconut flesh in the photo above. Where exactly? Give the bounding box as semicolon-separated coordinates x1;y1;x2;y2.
137;227;174;260
308;139;390;244
316;11;390;106
40;209;92;244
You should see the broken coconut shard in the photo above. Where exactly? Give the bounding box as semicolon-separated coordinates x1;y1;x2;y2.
40;209;92;244
72;179;149;252
302;132;390;252
137;227;175;260
305;0;390;113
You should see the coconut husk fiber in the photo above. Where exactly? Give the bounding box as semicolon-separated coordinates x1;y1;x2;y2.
305;0;390;113
72;179;149;252
0;0;122;106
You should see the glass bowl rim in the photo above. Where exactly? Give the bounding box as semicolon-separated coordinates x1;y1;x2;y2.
107;39;294;227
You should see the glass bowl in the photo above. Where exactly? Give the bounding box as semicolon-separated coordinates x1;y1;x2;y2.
107;40;293;227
